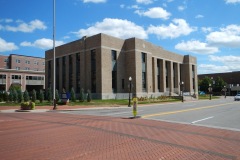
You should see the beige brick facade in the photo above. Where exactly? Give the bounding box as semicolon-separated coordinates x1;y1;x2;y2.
45;33;198;99
0;54;45;92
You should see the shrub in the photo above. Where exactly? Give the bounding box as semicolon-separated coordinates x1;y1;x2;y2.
3;91;8;102
13;89;18;103
23;90;30;102
20;102;35;110
79;88;85;102
39;90;44;103
31;89;37;102
87;89;92;102
17;90;23;103
47;88;52;102
55;89;60;102
70;87;76;102
8;90;13;102
0;91;3;102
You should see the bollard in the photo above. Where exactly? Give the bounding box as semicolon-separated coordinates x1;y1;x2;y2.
132;97;138;118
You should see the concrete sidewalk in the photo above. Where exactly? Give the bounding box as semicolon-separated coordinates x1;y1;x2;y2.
0;112;239;160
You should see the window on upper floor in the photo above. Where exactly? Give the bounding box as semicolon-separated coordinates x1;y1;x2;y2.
16;59;20;63
25;60;30;64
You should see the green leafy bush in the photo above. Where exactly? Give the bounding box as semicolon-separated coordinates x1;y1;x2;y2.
20;102;35;110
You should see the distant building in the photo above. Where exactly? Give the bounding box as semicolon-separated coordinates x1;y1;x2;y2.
0;54;45;92
198;71;240;95
45;33;198;99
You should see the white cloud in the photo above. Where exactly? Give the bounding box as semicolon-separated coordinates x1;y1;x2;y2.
20;38;64;49
202;27;212;33
3;19;47;33
136;0;153;4
120;4;125;8
0;18;13;23
73;18;148;39
178;6;186;11
225;0;240;4
198;64;230;74
206;24;240;47
195;14;204;18
135;7;171;19
198;55;240;73
175;40;219;54
209;55;240;63
82;0;106;3
147;18;197;39
0;38;18;52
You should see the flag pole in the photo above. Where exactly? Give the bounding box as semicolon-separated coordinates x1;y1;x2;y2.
53;0;57;109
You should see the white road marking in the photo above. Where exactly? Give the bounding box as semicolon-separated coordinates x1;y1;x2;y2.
191;116;214;124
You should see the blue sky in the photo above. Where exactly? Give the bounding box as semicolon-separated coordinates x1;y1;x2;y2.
0;0;240;74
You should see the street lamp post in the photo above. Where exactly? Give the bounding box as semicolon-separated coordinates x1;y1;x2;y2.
128;77;132;107
209;84;212;100
179;81;184;102
224;86;227;98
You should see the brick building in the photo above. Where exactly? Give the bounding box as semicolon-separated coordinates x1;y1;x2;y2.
198;71;240;95
45;33;198;99
0;54;45;92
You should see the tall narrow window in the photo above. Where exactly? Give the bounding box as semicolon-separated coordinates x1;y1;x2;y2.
112;50;117;93
69;55;73;90
173;63;176;88
165;62;168;88
48;61;51;87
192;65;195;91
142;53;146;92
62;57;66;90
91;50;96;93
157;59;160;91
56;58;59;90
76;53;80;93
122;79;124;90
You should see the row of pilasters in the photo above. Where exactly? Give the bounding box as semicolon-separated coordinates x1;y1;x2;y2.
152;58;182;95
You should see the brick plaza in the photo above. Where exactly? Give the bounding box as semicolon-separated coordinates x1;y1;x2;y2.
0;111;239;160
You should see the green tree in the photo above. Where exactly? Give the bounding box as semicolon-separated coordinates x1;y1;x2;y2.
17;90;23;103
23;90;30;102
13;89;18;103
79;88;85;102
3;91;8;102
31;89;37;102
0;91;3;102
213;76;226;92
39;89;44;103
198;76;212;93
70;87;76;102
8;90;13;102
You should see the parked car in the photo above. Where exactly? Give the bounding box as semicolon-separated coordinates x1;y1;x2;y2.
234;94;240;101
199;91;206;95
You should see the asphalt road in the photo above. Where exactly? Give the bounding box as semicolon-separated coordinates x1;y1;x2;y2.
60;97;240;131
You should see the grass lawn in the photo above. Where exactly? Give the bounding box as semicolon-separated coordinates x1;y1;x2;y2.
0;97;181;107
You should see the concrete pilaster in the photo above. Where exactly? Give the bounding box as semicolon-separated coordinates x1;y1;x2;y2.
169;61;174;96
160;59;166;92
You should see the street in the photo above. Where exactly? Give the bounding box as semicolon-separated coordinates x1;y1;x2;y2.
60;97;240;131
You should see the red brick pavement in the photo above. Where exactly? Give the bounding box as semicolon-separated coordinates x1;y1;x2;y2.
0;112;239;160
